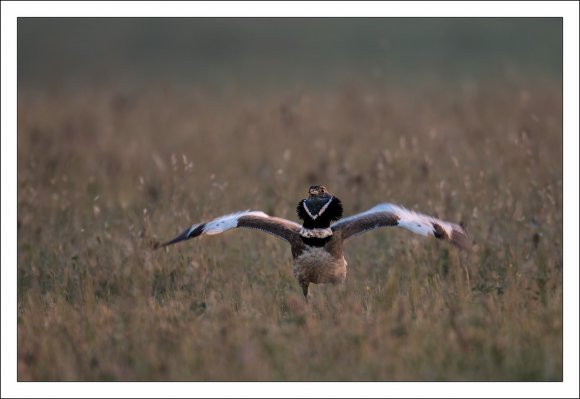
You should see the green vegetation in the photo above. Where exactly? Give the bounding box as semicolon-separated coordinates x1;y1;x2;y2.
17;78;562;381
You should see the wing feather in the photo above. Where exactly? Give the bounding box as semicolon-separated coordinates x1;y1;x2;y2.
159;211;301;248
332;203;472;249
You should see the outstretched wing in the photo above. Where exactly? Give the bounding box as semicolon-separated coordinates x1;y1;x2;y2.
331;203;472;250
159;210;302;248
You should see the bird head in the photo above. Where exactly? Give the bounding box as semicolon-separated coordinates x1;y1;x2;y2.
308;185;329;198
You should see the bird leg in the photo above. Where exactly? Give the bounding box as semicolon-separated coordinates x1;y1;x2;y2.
300;281;309;303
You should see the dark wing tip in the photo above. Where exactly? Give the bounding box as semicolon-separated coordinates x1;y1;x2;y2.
432;221;473;251
432;223;448;240
159;224;205;248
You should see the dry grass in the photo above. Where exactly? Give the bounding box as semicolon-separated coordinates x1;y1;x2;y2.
17;79;562;381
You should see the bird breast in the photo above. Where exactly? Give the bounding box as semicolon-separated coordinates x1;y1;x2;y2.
293;246;347;285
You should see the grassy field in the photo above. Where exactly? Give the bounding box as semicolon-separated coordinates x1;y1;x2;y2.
17;78;562;381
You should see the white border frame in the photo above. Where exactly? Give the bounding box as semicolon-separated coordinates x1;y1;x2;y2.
2;2;578;398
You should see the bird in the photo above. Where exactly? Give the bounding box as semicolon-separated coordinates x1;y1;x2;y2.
158;185;472;299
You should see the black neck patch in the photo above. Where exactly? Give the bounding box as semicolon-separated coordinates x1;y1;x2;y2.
300;236;332;247
297;196;343;229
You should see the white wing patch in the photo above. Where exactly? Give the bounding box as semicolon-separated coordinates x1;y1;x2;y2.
332;202;461;239
367;203;456;238
203;211;269;235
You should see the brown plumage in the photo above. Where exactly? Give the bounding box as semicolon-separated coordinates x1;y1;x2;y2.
159;186;472;299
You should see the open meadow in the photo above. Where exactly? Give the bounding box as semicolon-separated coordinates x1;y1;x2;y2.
16;78;563;381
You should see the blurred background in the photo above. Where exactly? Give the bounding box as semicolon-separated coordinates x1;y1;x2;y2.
18;18;562;91
17;18;563;381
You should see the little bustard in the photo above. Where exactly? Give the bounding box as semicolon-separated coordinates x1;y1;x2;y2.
159;185;472;299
